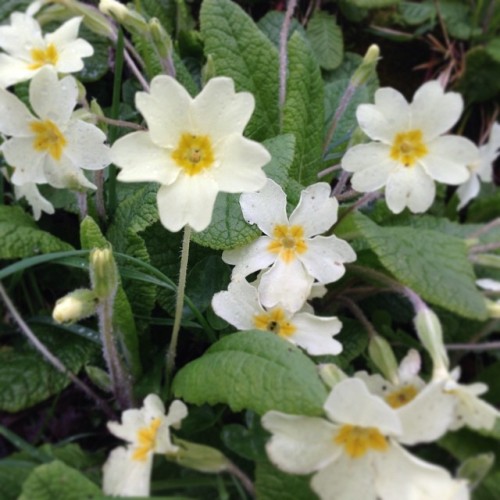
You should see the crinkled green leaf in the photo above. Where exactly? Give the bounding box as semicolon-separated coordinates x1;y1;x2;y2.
200;0;279;141
18;460;101;500
306;11;343;70
0;460;33;500
191;134;295;250
354;213;488;320
0;327;97;412
255;458;314;500
0;206;72;259
399;1;436;25
283;32;324;186
75;26;109;82
257;10;303;47
173;330;328;416
138;0;176;35
345;0;400;8
80;216;142;378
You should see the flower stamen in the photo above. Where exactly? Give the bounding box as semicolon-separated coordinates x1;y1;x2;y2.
132;418;162;461
30;119;67;160
171;133;215;175
28;43;59;70
253;308;296;338
267;224;307;263
334;424;388;458
389;129;428;167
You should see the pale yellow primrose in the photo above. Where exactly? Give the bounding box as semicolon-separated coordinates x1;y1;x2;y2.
0;67;110;191
111;75;270;232
0;11;93;88
223;180;356;312
103;395;188;497
342;81;479;214
262;378;469;500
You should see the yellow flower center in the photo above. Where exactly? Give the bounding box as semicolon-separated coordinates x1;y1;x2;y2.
385;385;418;409
267;225;308;263
30;119;67;160
28;43;59;70
334;424;388;458
171;133;215;175
253;307;296;338
132;418;162;462
389;129;428;167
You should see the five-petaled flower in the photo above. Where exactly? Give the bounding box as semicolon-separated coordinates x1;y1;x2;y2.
0;67;110;190
342;81;478;214
262;378;469;500
103;395;188;497
222;180;356;312
211;278;343;355
0;11;93;88
111;75;270;232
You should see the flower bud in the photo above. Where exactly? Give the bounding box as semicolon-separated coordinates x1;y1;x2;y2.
52;288;97;324
368;335;399;384
149;17;172;59
89;247;119;300
413;307;449;379
202;55;216;86
168;438;231;473
486;299;500;318
352;44;380;86
99;0;148;35
318;363;346;389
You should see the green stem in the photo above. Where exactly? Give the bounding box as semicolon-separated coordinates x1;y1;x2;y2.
166;225;192;384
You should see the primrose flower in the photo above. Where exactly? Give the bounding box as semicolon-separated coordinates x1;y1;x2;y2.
222;180;356;312
456;122;500;209
262;378;468;500
111;75;270;232
0;68;110;190
342;81;478;214
0;12;93;88
103;395;188;497
12;181;54;219
356;349;455;445
211;278;343;355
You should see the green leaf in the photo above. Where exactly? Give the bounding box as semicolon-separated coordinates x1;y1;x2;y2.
255;458;314;500
173;330;328;416
399;1;436;25
0;206;73;259
0;326;97;412
283;32;324;186
306;11;343;70
354;213;488;320
18;460;101;500
75;26;110;82
191;134;295;250
200;0;279;141
344;0;400;8
80;216;142;378
257;10;304;48
0;460;34;500
138;0;176;34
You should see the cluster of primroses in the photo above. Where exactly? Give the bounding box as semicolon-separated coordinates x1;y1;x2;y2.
1;2;499;499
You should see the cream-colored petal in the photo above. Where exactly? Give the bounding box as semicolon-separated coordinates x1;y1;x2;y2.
239;179;288;235
262;411;340;474
102;446;153;497
0;12;43;56
46;17;85;46
3;138;47;184
0;86;33;136
299;236;356;284
375;442;468;500
259;258;314;312
142;394;166;419
107;409;145;443
192;77;255;141
324;378;401;435
64;120;110;170
289;183;338;237
29;70;77;124
211;279;263;330
0;54;36;88
135;75;192;148
291;313;343;355
410;81;463;140
222;236;276;279
113;131;180;185
456;174;480;210
342;142;393;174
165;399;188;427
357;87;410;142
14;183;54;220
421;136;477;184
56;39;95;73
156;174;219;232
385;165;436;214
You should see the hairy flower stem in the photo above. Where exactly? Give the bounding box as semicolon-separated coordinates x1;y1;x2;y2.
96;296;133;409
166;225;192;384
0;282;116;419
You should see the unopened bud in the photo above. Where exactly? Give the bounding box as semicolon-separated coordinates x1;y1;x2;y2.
368;335;399;384
53;288;97;324
486;299;500;318
169;438;231;473
318;363;347;389
201;55;216;86
414;307;449;378
352;44;380;86
89;247;118;299
149;18;172;59
99;0;148;35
